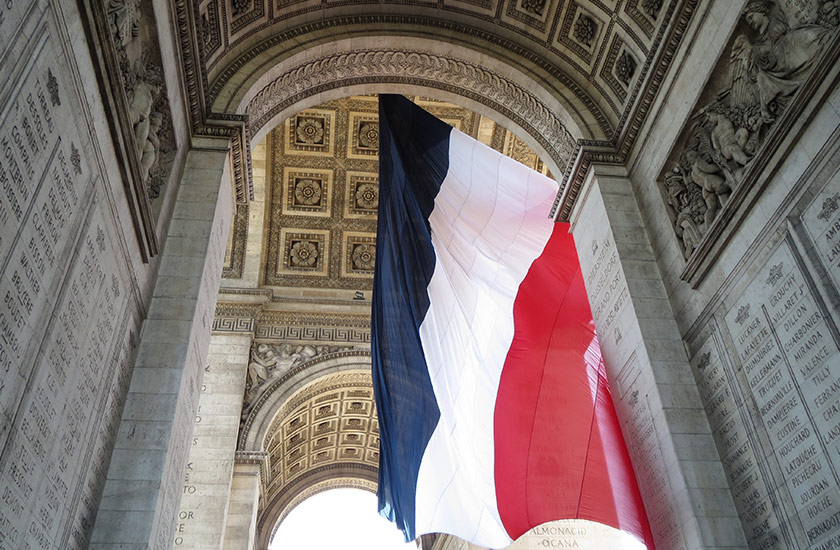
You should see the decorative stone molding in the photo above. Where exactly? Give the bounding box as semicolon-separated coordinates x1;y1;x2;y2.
656;1;840;284
222;203;248;279
552;0;700;221
244;49;577;174
238;351;373;447
212;302;264;333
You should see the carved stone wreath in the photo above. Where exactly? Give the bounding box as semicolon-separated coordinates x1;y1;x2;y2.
573;14;597;46
357;122;379;149
351;244;376;271
615;51;637;86
520;0;547;15
231;0;252;17
295;116;325;145
290;240;319;268
642;0;663;18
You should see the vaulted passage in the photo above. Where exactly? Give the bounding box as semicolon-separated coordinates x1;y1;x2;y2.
1;1;839;549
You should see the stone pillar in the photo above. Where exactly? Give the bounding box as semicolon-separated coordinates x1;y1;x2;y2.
174;332;252;549
91;142;233;549
222;459;263;550
568;164;746;550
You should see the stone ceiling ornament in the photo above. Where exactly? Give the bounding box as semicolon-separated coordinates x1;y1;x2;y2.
295;116;325;146
351;244;376;272
232;0;253;17
289;240;319;269
293;178;322;206
614;51;638;87
357;122;379;150
642;0;664;19
519;0;547;16
354;182;378;211
573;14;598;47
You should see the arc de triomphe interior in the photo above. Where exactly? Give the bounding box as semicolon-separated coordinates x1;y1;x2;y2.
1;1;839;549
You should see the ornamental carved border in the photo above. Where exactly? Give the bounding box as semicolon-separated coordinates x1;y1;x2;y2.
171;0;698;220
244;49;578;175
206;16;614;138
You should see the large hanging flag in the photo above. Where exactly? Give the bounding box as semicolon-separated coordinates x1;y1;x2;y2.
371;94;654;549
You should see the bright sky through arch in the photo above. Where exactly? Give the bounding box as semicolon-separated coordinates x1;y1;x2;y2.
270;488;418;550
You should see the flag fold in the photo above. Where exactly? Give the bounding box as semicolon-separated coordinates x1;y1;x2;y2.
372;94;654;549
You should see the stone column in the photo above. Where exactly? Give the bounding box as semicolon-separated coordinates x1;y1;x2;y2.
175;332;252;549
568;164;746;550
222;458;263;550
91;141;234;549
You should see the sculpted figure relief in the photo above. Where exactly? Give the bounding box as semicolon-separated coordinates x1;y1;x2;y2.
129;61;164;157
241;344;354;418
664;168;706;258
735;1;834;121
661;0;837;258
106;0;176;200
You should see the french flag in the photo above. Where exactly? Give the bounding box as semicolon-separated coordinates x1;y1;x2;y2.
372;95;654;548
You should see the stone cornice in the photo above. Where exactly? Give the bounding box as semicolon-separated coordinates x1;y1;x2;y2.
551;0;699;221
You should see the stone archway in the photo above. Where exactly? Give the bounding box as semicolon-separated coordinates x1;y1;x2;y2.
232;38;583;178
239;356;381;549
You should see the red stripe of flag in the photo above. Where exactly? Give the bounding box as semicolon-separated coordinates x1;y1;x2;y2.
494;223;654;548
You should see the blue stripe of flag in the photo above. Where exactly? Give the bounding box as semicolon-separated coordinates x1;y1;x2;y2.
372;94;453;541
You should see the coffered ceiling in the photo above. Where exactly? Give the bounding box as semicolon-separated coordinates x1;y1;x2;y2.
197;0;681;141
223;95;549;288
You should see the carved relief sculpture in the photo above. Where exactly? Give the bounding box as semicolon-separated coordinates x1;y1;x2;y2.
659;0;837;258
242;344;355;418
106;0;177;201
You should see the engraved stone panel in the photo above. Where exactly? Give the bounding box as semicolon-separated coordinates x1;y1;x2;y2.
692;333;788;548
716;239;840;548
801;170;840;291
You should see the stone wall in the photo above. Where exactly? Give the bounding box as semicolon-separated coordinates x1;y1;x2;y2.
0;1;203;548
0;2;153;547
610;0;840;547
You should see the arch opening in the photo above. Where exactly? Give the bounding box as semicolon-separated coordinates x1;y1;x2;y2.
269;488;415;550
